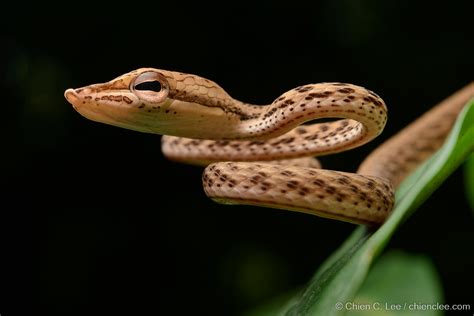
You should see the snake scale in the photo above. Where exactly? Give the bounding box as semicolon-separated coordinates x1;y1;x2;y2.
64;68;474;225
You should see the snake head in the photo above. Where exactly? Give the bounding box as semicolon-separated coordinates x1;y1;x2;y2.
64;68;176;133
64;68;245;138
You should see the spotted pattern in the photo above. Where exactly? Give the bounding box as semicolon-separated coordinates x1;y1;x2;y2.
203;162;394;225
162;119;363;163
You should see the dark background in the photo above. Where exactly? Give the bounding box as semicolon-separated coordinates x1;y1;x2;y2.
2;0;473;315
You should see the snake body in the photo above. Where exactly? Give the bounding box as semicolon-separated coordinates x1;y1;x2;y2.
64;68;474;225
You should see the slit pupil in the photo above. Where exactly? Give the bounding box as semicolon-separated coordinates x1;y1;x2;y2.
135;81;162;92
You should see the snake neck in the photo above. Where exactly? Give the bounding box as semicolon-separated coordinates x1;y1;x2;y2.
161;82;389;163
224;83;387;141
156;70;386;140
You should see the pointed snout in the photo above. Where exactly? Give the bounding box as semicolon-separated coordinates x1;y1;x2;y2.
64;88;79;104
65;85;96;108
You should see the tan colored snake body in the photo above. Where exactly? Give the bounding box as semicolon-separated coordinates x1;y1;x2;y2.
64;68;474;225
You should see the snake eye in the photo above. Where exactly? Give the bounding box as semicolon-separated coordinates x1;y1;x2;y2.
134;80;162;92
131;71;169;104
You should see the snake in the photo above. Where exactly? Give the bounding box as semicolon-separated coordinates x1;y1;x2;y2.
64;68;474;225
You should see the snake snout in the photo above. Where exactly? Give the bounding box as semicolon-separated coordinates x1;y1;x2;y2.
64;88;79;105
65;87;95;108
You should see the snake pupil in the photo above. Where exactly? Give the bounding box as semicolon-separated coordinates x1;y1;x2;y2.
134;81;162;92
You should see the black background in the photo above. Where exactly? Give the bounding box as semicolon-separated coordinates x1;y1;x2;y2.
2;0;473;315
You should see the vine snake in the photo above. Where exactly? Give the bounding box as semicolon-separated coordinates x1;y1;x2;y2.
64;68;474;225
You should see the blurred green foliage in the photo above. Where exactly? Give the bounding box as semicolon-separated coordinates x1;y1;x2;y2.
349;251;443;316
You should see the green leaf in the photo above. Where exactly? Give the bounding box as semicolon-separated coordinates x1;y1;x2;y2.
465;153;474;211
281;100;474;315
347;251;443;316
